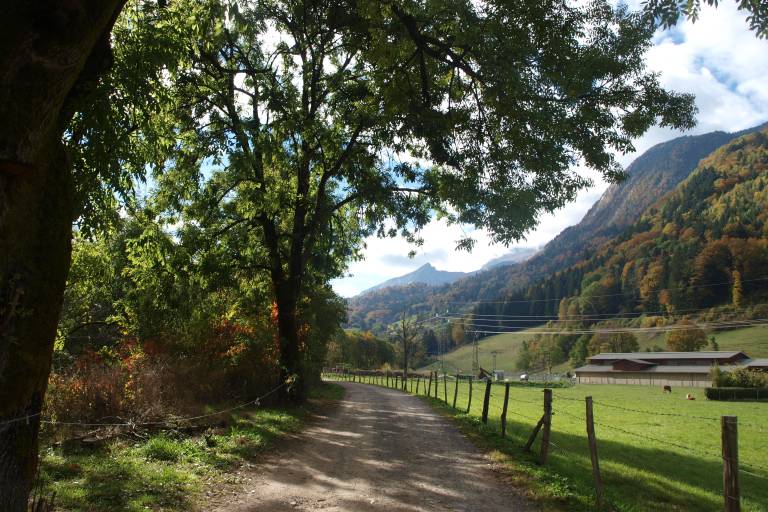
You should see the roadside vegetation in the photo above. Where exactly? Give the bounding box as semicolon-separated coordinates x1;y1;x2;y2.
39;383;343;511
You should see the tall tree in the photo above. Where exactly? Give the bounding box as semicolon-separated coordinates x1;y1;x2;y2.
144;0;696;400
0;2;128;508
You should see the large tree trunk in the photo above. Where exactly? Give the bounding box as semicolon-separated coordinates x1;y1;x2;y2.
0;139;73;511
274;281;307;403
0;2;125;509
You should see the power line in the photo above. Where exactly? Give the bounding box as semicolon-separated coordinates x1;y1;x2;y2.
453;318;768;335
442;276;768;305
449;302;768;320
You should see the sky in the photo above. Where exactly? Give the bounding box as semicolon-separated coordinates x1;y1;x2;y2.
330;2;768;298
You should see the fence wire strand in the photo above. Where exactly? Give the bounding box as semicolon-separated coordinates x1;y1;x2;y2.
0;380;290;433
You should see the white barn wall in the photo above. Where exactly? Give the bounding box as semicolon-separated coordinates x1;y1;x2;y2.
576;372;712;387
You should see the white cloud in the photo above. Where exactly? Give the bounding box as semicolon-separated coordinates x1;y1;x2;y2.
332;3;768;297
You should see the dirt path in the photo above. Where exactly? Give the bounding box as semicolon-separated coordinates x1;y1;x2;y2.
210;381;535;512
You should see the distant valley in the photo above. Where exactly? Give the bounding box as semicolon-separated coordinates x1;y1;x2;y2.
347;122;768;337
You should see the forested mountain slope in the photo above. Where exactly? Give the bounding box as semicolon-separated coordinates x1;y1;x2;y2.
477;127;768;325
347;123;768;332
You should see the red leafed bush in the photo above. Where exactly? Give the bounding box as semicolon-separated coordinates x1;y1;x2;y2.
45;319;280;428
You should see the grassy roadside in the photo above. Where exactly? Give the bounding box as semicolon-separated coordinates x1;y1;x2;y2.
40;383;344;511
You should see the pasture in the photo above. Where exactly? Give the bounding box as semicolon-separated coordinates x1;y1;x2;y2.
335;374;768;511
419;325;768;375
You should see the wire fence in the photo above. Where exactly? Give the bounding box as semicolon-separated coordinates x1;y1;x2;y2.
0;380;291;434
324;368;768;511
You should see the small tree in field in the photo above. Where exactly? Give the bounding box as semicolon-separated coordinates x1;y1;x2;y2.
516;341;532;371
389;313;423;384
588;331;640;354
666;321;707;351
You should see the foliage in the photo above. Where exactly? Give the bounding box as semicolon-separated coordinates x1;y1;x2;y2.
325;330;395;370
51;208;338;424
644;0;768;38
516;341;532;371
84;0;696;396
388;314;426;374
569;336;590;367
666;322;707;351
588;331;640;354
715;368;768;388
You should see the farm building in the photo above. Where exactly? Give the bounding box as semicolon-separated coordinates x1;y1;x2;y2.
574;351;766;387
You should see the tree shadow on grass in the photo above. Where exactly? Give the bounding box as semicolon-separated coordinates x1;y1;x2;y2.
39;406;306;512
42;446;197;512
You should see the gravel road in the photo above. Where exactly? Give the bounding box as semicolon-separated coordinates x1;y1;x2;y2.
212;381;535;512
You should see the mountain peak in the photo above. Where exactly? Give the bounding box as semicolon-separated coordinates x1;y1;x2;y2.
357;262;465;295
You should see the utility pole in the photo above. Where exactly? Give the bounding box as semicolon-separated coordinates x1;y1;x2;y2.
491;351;500;373
438;335;444;374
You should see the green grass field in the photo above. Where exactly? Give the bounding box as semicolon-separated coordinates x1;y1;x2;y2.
420;325;768;375
419;331;527;374
333;374;768;511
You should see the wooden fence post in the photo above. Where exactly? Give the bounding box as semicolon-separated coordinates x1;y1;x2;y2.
585;396;605;511
427;372;433;396
444;373;448;402
539;389;552;464
501;382;510;437
386;372;389;387
481;380;492;424
453;375;459;409
466;378;473;414
416;376;421;394
722;415;740;512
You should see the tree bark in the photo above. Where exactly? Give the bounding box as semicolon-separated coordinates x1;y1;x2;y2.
0;2;125;509
274;281;306;403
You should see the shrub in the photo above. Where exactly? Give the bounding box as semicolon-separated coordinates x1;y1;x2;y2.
705;387;768;401
45;346;178;427
44;320;280;434
727;368;768;388
711;368;768;389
